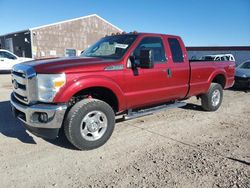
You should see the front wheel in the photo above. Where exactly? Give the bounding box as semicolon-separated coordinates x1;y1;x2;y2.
201;83;223;111
64;99;115;150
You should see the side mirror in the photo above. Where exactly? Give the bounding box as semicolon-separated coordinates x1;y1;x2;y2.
139;49;154;69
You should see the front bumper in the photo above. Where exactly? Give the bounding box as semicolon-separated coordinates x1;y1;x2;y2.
10;93;67;139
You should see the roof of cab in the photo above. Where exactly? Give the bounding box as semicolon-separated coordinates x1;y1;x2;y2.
108;32;180;38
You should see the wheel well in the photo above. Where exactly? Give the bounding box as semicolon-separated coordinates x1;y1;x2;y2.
212;74;226;88
69;87;119;112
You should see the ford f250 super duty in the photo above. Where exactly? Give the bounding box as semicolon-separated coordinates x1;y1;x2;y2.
10;32;235;150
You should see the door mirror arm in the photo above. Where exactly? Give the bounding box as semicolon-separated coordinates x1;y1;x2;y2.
129;55;138;70
139;49;154;69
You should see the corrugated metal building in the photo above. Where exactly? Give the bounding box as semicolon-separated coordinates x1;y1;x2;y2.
187;46;250;65
0;14;122;58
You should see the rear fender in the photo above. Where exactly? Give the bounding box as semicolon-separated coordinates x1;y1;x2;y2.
207;70;227;90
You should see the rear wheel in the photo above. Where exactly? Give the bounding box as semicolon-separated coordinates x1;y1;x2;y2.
64;99;115;150
201;83;223;111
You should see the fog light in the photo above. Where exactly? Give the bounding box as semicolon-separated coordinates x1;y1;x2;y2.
39;113;48;123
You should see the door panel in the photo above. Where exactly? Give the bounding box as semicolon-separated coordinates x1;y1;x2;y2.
163;63;190;99
124;36;172;109
124;64;171;109
0;58;14;70
124;36;190;109
5;38;14;53
164;37;190;99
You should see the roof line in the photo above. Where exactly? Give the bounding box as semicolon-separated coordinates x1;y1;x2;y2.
93;14;123;32
30;14;123;31
187;46;250;51
187;46;250;47
0;29;30;37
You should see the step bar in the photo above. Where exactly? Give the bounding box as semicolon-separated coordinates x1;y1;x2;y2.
123;101;187;120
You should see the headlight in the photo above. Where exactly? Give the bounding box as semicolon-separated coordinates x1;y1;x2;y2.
37;73;66;102
242;74;247;78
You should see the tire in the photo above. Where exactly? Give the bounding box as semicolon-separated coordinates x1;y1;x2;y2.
64;99;115;150
201;83;223;111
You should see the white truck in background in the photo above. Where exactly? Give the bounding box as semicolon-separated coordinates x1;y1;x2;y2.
201;54;235;61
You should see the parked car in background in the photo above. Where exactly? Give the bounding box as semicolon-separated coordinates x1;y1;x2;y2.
201;54;235;61
0;49;33;72
234;60;250;89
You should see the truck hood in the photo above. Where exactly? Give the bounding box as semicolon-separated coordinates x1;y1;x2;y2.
235;68;250;77
22;57;120;73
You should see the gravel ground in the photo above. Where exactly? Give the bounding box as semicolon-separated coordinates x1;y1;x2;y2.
0;74;249;188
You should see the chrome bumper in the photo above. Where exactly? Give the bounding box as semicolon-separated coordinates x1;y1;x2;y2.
10;93;67;129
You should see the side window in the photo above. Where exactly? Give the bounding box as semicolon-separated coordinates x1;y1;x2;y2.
0;52;4;58
3;51;17;59
133;37;166;64
168;38;184;63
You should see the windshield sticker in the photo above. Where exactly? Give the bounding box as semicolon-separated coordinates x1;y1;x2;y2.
114;43;129;49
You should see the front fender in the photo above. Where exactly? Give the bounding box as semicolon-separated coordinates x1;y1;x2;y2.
53;75;126;112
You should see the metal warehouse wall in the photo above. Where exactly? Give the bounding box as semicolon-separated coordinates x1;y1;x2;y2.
31;15;121;58
188;51;250;65
0;30;32;58
0;37;3;48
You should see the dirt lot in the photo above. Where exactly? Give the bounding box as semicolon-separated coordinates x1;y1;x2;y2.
0;74;249;188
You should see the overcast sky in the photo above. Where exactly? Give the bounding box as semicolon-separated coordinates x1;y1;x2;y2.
0;0;249;46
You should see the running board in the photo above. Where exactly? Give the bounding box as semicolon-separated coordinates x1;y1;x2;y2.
123;101;186;120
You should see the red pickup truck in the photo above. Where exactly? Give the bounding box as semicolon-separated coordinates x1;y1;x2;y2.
10;32;235;150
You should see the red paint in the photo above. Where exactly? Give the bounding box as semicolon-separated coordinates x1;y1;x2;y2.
29;33;235;113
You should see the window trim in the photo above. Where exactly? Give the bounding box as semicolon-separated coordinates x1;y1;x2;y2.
131;36;167;65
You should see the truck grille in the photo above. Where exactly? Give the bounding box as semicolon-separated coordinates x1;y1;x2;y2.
11;64;37;104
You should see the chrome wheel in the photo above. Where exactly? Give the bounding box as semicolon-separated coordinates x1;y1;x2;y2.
211;89;221;107
80;110;108;141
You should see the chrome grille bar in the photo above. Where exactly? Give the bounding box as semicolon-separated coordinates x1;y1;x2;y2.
11;74;27;85
11;64;37;104
13;87;26;96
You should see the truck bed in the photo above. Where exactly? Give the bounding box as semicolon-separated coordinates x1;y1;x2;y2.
188;60;235;97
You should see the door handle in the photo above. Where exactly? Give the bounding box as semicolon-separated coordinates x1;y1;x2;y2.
0;59;4;61
167;68;172;78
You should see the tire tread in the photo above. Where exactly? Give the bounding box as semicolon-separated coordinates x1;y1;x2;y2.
64;99;115;150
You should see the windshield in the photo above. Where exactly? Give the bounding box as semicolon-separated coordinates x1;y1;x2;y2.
81;35;137;59
239;61;250;69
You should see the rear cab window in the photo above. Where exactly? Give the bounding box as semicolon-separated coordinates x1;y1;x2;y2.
168;38;184;63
